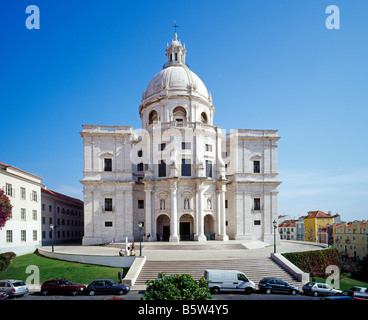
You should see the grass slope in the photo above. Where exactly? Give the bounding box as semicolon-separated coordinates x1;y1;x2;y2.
0;253;128;285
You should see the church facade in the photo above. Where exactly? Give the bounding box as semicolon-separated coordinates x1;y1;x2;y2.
80;33;281;245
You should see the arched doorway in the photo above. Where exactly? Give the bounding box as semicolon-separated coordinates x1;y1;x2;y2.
179;214;194;241
156;214;170;241
149;110;158;124
204;214;215;240
173;106;187;122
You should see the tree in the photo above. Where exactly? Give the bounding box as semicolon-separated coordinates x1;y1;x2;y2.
0;189;12;229
141;272;213;300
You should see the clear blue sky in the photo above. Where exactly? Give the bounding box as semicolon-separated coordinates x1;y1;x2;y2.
1;0;367;222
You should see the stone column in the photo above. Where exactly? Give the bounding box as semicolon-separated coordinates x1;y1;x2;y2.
195;186;206;242
169;180;179;242
144;188;152;240
219;189;229;241
124;189;134;241
216;191;221;237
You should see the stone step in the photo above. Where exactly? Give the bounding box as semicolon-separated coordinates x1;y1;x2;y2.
135;258;301;287
142;243;246;250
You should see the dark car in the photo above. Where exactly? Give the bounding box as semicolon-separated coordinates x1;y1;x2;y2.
258;277;299;295
321;295;355;301
344;286;368;297
41;279;86;296
86;279;130;296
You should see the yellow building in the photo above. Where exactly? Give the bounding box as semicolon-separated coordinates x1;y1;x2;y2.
334;220;367;259
304;211;334;243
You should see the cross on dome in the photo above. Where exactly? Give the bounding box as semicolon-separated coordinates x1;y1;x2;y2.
173;21;179;33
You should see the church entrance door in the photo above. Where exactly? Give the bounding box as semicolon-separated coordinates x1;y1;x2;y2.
179;214;194;241
156;214;170;241
163;226;170;241
179;222;190;240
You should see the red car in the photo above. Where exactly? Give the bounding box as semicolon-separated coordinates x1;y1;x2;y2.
41;279;86;296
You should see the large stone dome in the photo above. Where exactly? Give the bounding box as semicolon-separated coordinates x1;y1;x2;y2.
143;65;209;102
141;32;211;105
139;32;214;127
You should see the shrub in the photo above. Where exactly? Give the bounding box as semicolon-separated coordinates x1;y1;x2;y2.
0;252;16;271
282;248;342;278
0;189;12;229
142;272;213;300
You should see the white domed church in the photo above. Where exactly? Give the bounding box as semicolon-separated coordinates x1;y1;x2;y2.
80;32;281;245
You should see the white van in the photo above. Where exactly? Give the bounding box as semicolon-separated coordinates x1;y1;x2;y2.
204;269;256;294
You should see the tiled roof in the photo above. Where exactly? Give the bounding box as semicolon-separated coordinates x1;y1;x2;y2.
278;220;298;228
41;187;83;206
307;210;332;218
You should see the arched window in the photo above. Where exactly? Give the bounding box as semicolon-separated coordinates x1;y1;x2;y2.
173;106;187;122
201;112;208;124
149;110;158;124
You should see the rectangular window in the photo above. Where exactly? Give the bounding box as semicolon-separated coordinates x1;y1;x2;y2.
104;198;113;211
158;160;166;177
182;142;191;149
253;160;260;173
254;220;261;225
137;163;144;171
225;200;228;208
205;144;212;152
21;230;26;242
6;230;12;243
105;221;113;227
5;183;13;197
33;230;37;241
31;190;38;202
206;160;213;178
104;158;112;171
21;208;26;220
138;200;144;209
33;210;37;220
159;143;166;151
254;198;261;211
181;159;191;176
20;187;26;200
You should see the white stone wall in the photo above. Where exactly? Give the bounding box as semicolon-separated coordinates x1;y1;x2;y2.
0;166;42;255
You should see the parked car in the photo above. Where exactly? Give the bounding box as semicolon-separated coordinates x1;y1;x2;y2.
352;292;368;300
344;286;368;297
302;282;341;297
0;279;29;297
0;291;9;300
86;279;130;296
41;279;86;296
321;295;355;300
204;269;256;294
258;277;299;295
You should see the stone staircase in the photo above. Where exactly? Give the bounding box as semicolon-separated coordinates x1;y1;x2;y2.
135;257;301;288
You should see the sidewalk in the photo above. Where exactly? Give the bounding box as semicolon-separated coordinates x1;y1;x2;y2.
41;240;325;261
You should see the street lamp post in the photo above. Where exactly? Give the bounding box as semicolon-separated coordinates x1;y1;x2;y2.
138;221;143;256
50;224;55;252
273;220;277;253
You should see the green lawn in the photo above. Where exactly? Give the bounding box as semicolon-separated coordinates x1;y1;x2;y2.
0;253;128;285
316;275;368;291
